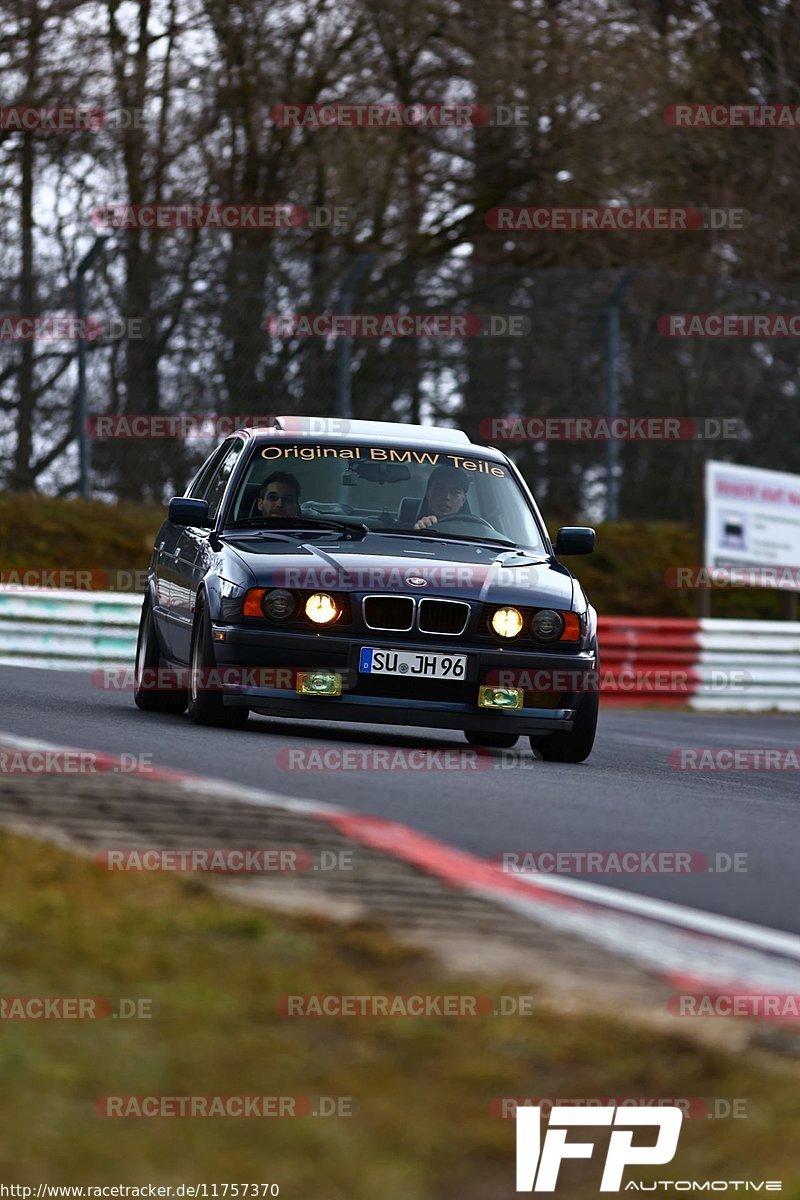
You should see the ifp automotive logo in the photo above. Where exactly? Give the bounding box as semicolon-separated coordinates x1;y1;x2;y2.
514;1104;783;1191
515;1104;682;1191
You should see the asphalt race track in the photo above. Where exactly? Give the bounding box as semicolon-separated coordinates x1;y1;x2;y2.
1;664;797;935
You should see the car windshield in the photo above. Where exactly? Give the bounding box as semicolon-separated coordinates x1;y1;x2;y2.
226;440;546;551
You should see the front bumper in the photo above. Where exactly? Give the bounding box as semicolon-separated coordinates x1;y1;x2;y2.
211;624;596;735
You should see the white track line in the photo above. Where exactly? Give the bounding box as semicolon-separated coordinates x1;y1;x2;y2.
507;870;800;961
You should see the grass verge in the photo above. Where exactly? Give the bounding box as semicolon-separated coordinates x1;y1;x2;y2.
0;828;798;1197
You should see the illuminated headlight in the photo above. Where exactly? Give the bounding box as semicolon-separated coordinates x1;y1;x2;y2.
263;589;296;621
530;609;565;642
305;593;339;624
490;607;524;639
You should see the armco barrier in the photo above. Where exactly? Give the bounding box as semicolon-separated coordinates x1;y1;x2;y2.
0;587;140;670
0;588;797;710
599;616;800;711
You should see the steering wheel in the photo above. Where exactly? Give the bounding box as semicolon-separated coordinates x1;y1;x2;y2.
432;513;497;531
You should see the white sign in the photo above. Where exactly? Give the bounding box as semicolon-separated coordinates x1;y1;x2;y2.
705;460;800;590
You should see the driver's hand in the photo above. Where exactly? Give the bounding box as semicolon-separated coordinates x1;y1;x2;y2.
414;515;438;530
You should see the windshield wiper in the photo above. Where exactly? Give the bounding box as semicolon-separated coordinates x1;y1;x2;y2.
228;517;369;535
371;527;516;547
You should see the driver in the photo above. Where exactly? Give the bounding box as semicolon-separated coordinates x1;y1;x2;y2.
257;471;301;519
414;464;469;530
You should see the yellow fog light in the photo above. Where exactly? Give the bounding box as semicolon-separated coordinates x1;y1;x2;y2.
490;607;524;638
478;686;524;710
305;593;339;624
296;671;342;697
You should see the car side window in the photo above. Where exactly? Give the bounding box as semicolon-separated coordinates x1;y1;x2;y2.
204;438;245;521
187;443;230;499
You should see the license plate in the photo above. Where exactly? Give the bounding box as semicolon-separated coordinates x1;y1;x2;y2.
359;647;467;680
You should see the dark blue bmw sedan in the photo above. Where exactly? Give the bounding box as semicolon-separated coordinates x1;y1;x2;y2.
134;417;599;761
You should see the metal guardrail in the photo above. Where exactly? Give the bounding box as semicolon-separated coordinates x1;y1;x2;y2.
695;618;800;711
599;615;800;711
0;588;798;709
0;587;140;670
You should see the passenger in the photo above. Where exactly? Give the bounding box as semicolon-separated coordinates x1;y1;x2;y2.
257;471;301;519
414;464;469;529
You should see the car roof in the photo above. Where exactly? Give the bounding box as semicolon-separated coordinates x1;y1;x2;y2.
232;416;508;460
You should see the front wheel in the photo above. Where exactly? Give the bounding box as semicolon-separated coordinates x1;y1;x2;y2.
187;594;249;728
464;730;519;749
134;596;187;713
529;690;598;763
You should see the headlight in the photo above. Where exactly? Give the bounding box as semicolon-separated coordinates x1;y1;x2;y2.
263;589;297;621
490;607;524;638
530;609;565;642
305;593;339;624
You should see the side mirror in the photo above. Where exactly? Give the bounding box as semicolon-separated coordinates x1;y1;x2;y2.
168;497;212;527
554;526;595;556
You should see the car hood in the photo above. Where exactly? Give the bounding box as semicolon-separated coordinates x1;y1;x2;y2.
222;531;575;609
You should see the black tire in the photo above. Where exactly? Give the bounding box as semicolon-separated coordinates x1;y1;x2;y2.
187;593;249;728
529;690;598;763
464;730;519;749
134;596;188;713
